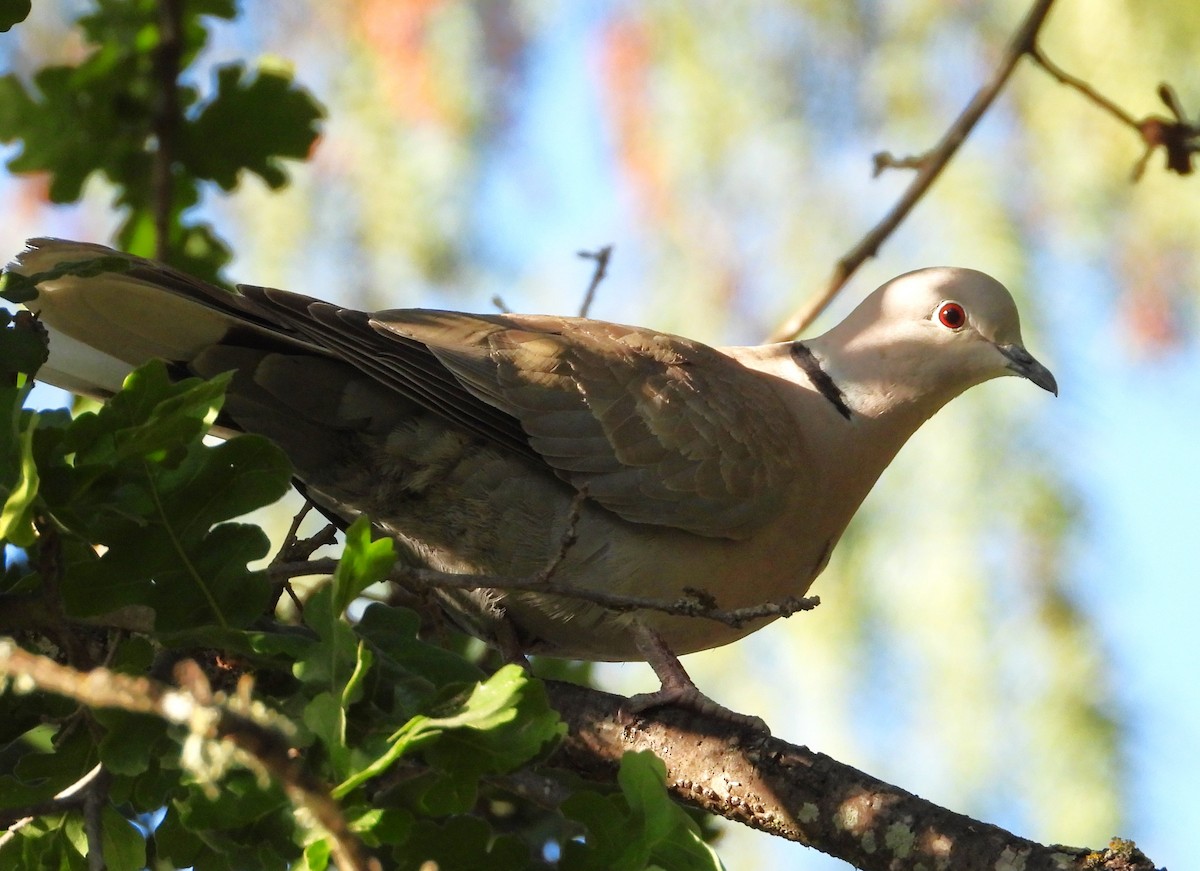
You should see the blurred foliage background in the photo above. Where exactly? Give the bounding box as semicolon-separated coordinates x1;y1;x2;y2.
1;1;1196;868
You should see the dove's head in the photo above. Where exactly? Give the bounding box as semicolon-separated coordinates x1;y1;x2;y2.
811;267;1056;418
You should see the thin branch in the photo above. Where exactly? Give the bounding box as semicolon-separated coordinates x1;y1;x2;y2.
1029;50;1198;178
268;557;820;629
0;641;381;871
151;0;184;261
576;245;613;318
271;500;338;611
279;501;316;557
1026;45;1139;129
871;150;931;176
545;680;1162;871
766;0;1059;342
532;486;589;583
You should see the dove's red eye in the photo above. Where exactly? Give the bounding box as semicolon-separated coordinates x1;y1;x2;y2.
937;302;966;330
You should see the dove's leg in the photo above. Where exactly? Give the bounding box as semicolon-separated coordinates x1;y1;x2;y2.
625;623;769;733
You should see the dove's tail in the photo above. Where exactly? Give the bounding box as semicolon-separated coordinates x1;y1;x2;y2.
4;238;313;398
4;238;415;475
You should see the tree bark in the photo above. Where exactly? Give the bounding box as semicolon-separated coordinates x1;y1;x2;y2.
544;680;1160;871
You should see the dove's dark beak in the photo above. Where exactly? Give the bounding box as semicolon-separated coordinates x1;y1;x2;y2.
997;343;1058;396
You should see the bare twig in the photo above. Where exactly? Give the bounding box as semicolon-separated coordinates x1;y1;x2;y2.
0;641;381;871
269;557;819;629
1029;49;1197;178
271;501;338;612
766;0;1059;342
576;245;613;318
533;486;589;583
1026;45;1139;129
871;150;932;176
279;501;316;557
151;0;184;261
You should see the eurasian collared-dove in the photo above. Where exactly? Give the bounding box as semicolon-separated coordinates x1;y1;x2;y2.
4;239;1056;726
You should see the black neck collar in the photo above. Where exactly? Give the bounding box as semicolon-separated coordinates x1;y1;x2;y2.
790;342;852;420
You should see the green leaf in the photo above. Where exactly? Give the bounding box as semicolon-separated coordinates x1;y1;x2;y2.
151;805;205;869
3;725;98;811
156;434;292;537
94;710;170;776
0;269;39;304
0;0;31;32
298;837;332;871
243;626;319;661
302;636;371;780
296;583;360;689
355;604;485;715
347;805;413;846
402;816;532;871
303;692;346;768
0;65;150;203
334;665;564;805
0;312;50;376
37;361;290;630
0;410;39;547
0;815;72;870
333;517;395;615
64;362;227;466
180;63;323;190
98;805;147;871
163;774;300;869
561;752;724;871
0;385;29;485
175;771;288;831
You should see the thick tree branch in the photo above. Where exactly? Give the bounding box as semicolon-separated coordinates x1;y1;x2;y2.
1;640;1161;871
544;680;1161;871
767;0;1058;341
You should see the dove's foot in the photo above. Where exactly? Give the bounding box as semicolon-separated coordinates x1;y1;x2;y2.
627;622;770;733
625;684;769;733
